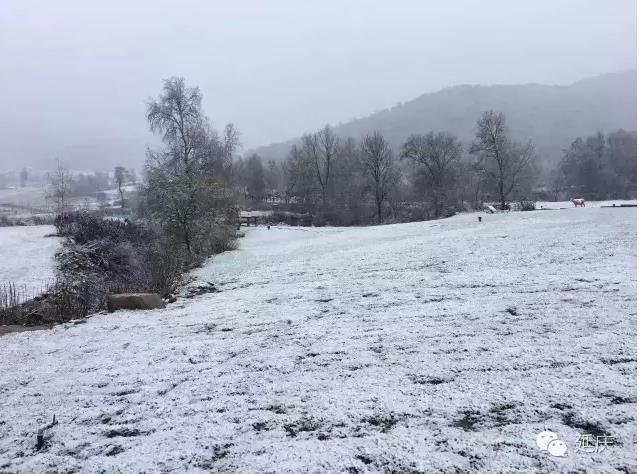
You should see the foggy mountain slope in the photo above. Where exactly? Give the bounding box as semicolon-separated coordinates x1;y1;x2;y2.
253;70;636;163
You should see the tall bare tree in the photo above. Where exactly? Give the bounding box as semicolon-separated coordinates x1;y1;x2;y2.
47;159;71;213
301;125;340;209
264;159;284;200
470;110;535;210
360;131;397;223
114;166;128;208
284;144;315;207
245;154;265;200
19;168;28;188
146;77;207;171
401;132;461;218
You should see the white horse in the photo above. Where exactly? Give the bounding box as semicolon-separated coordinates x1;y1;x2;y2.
571;198;586;207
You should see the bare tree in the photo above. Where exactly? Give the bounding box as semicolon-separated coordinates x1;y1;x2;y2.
19;168;28;188
264;159;283;201
245;154;265;200
470;110;535;210
284;144;315;207
301;125;340;209
550;173;564;201
204;123;239;185
360;131;397;223
401;132;462;218
47;159;71;213
114;166;128;208
146;77;206;171
222;124;240;165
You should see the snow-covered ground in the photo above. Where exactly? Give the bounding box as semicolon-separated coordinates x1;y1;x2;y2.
0;186;48;209
0;207;636;472
537;199;636;210
0;225;60;298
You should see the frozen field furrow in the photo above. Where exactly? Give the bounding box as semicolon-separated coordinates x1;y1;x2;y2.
0;208;636;472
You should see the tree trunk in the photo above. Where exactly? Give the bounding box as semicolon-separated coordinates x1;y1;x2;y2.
433;190;441;219
375;186;382;224
182;220;192;255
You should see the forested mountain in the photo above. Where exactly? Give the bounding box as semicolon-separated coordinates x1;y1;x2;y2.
253;71;636;166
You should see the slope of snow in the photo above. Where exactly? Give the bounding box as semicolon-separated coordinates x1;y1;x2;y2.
0;208;635;472
0;225;60;298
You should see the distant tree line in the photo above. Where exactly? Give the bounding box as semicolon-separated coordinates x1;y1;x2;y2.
46;161;138;212
45;97;636;232
552;129;636;201
235;114;635;226
234;110;542;225
39;95;638;230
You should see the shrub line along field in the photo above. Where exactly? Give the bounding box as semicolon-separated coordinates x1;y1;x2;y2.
0;206;636;472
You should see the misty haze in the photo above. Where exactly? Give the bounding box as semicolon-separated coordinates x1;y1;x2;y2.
0;1;636;473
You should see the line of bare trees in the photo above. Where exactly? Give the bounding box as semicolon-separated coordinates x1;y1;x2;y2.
45;162;138;213
236;110;539;226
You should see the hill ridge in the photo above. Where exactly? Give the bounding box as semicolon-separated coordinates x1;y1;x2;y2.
252;70;637;164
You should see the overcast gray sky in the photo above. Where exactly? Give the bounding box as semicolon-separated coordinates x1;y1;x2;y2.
0;0;636;170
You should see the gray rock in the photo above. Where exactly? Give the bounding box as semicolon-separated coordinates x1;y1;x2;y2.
107;293;166;312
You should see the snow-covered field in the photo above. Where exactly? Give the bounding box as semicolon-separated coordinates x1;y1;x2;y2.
0;184;138;216
0;207;636;472
0;225;60;298
0;187;48;209
537;199;636;210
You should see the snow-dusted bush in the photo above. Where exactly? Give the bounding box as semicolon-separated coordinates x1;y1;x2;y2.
0;213;54;227
0;282;21;324
518;199;537;211
49;212;184;319
0;278;89;326
54;212;151;244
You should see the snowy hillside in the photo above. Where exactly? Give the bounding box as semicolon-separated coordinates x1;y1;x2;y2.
0;207;636;472
0;225;60;298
